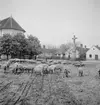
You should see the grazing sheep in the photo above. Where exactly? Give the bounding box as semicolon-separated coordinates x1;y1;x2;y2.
78;67;83;77
47;64;56;74
47;64;63;74
34;64;48;76
4;62;19;73
12;63;24;74
42;64;49;75
54;64;63;72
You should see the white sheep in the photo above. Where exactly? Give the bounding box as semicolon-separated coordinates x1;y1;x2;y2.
47;64;57;74
34;64;48;75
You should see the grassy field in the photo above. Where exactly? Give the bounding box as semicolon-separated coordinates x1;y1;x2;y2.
0;60;100;105
64;61;100;105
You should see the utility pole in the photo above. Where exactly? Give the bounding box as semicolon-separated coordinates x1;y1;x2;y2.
72;34;77;60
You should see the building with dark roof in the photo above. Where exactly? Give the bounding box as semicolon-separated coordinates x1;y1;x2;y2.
0;16;25;36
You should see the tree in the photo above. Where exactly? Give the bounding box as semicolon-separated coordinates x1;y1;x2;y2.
46;45;58;55
0;33;42;59
10;39;20;58
27;35;42;59
59;43;73;55
0;34;13;59
11;33;28;59
59;42;82;53
59;44;69;54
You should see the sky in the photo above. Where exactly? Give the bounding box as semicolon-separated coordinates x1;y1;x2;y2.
0;0;100;48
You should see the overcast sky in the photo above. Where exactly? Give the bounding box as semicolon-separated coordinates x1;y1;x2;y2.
0;0;100;47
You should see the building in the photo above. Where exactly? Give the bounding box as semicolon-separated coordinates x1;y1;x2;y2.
0;16;25;36
65;47;80;59
55;50;63;58
64;44;88;60
86;45;100;60
0;16;26;59
38;45;53;58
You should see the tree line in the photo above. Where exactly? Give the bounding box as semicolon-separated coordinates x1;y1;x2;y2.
0;33;41;59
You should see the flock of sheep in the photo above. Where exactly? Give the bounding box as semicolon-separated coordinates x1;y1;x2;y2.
2;59;72;77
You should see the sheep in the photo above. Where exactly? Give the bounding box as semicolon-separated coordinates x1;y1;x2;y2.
47;64;57;74
3;62;19;73
47;63;64;74
11;63;24;74
42;64;49;75
54;64;63;72
78;66;83;77
34;64;49;76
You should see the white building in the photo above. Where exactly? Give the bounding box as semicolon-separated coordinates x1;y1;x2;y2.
65;44;88;60
65;47;79;59
0;16;25;36
86;45;100;60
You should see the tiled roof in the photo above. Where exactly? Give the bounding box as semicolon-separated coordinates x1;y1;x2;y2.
0;16;25;32
76;47;89;54
56;50;63;54
95;45;100;50
56;46;89;54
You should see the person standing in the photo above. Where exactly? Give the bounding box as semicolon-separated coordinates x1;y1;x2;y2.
98;69;100;77
64;69;70;77
34;55;37;60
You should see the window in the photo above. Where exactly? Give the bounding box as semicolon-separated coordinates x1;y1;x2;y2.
89;54;92;58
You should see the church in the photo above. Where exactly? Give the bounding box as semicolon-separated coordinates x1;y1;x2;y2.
0;16;25;36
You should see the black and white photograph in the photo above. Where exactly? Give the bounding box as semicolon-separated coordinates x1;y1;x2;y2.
0;0;100;105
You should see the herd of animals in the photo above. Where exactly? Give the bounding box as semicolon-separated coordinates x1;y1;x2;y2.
1;59;86;78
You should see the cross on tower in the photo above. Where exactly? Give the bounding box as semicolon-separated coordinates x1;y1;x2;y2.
72;35;77;46
72;34;77;60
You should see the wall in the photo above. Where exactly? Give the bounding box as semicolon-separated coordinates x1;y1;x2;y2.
65;49;79;59
0;29;24;36
86;46;100;60
1;55;11;59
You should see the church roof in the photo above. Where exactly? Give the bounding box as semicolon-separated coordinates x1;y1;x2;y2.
0;16;25;32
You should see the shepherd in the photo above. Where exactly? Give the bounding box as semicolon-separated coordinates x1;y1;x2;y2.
64;69;70;77
34;55;37;60
98;69;100;77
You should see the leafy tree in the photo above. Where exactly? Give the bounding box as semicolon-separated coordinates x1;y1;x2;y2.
47;45;58;55
27;35;42;59
0;33;42;59
12;33;28;59
0;34;13;59
10;39;20;58
59;44;70;54
59;42;82;54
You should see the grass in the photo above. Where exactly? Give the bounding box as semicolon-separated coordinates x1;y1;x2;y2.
0;60;100;105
